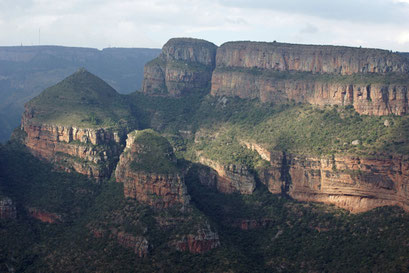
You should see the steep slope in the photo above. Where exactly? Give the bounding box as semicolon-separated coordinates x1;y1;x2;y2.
114;129;220;253
142;38;217;96
0;46;160;142
21;69;137;180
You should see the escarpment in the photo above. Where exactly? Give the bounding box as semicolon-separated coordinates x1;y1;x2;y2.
211;42;409;116
142;38;217;96
215;41;409;75
197;155;256;195
142;38;409;115
21;69;135;180
245;143;409;213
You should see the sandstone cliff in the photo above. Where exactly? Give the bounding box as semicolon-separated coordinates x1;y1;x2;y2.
197;155;256;194
115;130;190;209
142;38;217;96
21;69;135;180
210;41;409;116
243;141;409;213
215;41;409;75
211;68;409;115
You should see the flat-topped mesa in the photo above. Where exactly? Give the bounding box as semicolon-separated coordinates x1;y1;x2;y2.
115;130;190;210
142;38;217;96
21;69;136;180
216;41;409;75
211;41;409;116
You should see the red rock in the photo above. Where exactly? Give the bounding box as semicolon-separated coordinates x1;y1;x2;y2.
28;207;62;223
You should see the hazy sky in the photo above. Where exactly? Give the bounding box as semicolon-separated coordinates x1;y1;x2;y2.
1;0;409;51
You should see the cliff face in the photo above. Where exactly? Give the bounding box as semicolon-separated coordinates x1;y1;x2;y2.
22;112;125;180
215;41;409;75
171;225;221;254
210;41;409;116
28;207;63;223
115;130;190;209
21;69;135;180
211;69;409;115
142;38;217;96
246;144;409;213
197;155;256;194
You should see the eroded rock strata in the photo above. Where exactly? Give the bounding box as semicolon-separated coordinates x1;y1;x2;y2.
142;38;217;96
243;142;409;213
22;115;125;180
115;130;190;209
172;225;221;254
211;69;409;115
197;155;256;194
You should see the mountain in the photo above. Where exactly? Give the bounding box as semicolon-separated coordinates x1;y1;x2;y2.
3;38;409;272
0;45;160;142
21;69;138;180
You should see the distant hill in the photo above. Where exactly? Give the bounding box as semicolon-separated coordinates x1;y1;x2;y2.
0;45;160;142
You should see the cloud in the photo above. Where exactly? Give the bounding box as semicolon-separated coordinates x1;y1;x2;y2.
0;0;408;51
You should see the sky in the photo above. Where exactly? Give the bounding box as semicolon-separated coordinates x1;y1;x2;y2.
1;0;409;51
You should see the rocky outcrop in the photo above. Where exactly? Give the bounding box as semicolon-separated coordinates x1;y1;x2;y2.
246;141;409;213
115;130;190;209
142;38;217;96
0;197;17;219
90;227;149;257
22;113;125;180
142;38;409;115
215;41;409;75
113;230;149;257
28;207;62;223
198;155;256;194
211;69;409;115
172;225;220;253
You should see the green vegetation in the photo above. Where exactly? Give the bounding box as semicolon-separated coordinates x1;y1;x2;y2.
215;66;409;85
129;129;179;174
26;69;138;129
3;142;409;272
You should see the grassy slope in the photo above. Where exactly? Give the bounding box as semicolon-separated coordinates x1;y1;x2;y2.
26;69;137;129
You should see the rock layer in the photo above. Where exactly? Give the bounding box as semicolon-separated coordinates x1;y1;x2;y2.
115;130;190;209
142;38;217;96
22;111;125;180
28;207;62;223
247;143;409;213
172;225;221;253
211;69;409;115
215;41;409;75
198;155;256;194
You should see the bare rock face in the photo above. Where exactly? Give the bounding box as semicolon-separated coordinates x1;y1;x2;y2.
115;130;190;209
22;112;126;180
245;140;409;213
211;70;409;116
171;225;221;254
215;41;409;75
28;207;62;223
0;197;17;219
197;155;256;194
20;69;134;180
142;38;217;96
90;227;149;257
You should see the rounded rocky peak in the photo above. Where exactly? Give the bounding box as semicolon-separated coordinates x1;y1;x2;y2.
161;37;217;67
126;129;178;174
